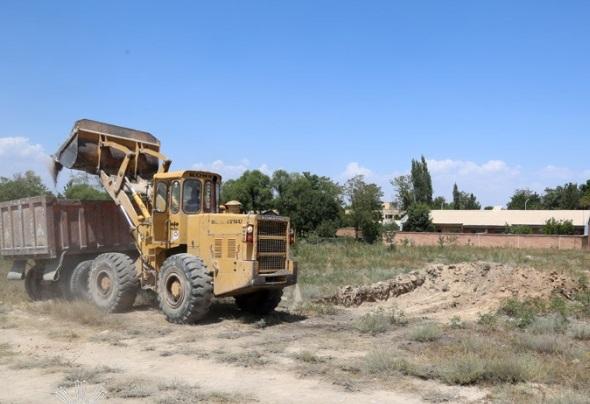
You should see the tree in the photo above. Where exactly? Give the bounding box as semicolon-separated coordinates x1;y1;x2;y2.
432;196;451;210
452;183;481;210
543;218;575;235
507;189;543;210
410;156;433;205
452;183;461;209
0;171;52;202
404;203;434;232
272;171;342;237
62;174;109;200
543;183;581;210
344;175;383;243
391;175;414;211
221;170;273;212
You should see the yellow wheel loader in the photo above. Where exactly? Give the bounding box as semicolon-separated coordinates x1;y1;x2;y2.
52;119;297;323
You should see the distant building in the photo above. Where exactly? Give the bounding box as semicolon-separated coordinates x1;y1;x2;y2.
424;210;590;235
382;202;399;224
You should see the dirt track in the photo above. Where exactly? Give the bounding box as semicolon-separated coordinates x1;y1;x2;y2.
0;300;486;404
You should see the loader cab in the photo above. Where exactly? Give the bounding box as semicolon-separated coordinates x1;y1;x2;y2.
152;171;221;243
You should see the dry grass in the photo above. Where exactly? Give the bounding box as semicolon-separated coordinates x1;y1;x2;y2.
408;323;442;342
353;308;407;335
27;300;123;328
294;240;590;298
214;350;268;368
570;323;590;340
60;365;121;388
11;355;72;373
292;350;326;364
0;260;26;306
157;380;253;404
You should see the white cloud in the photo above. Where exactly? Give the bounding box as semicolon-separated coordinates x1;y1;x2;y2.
192;159;271;180
428;159;520;177
342;162;373;179
0;137;54;185
539;165;576;180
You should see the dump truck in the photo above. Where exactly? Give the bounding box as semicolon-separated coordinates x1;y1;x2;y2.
10;119;297;323
1;196;135;300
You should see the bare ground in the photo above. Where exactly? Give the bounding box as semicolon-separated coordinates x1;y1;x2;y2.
0;299;486;404
0;260;587;403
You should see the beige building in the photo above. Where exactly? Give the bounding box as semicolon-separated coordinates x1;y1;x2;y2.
382;202;399;224
428;209;590;235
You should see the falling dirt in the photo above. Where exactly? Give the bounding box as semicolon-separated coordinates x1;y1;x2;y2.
328;262;581;321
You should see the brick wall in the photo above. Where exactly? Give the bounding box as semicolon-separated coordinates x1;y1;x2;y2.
388;232;589;250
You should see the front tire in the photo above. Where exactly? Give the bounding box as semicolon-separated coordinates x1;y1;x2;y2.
88;253;138;312
158;254;213;324
235;289;283;315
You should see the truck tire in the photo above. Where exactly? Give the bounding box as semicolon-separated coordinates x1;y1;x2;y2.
235;289;283;315
24;266;62;301
158;254;213;324
88;253;138;313
69;260;93;301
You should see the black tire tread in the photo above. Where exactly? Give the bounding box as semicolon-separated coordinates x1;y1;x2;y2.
235;289;283;315
89;253;139;313
158;253;213;324
69;260;93;301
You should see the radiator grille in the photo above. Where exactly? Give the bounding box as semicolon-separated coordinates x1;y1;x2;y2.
257;219;288;236
256;217;288;273
214;238;222;258
227;239;236;258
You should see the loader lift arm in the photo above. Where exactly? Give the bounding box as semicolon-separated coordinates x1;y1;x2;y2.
52;118;171;231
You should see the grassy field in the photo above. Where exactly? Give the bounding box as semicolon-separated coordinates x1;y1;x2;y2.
293;239;590;298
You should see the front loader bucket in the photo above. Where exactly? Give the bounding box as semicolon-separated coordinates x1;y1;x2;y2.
52;119;162;182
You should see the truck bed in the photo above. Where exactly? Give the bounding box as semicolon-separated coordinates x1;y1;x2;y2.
0;196;135;260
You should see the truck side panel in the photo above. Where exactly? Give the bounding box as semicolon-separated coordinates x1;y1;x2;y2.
0;197;52;257
0;196;134;260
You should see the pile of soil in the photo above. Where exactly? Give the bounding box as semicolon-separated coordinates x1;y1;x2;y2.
322;271;425;307
326;262;581;321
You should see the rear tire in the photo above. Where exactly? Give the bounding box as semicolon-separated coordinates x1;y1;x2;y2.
158;254;213;324
24;266;61;301
235;289;283;315
69;260;92;301
88;253;138;312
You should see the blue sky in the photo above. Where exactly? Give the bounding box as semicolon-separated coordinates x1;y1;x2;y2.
0;1;588;206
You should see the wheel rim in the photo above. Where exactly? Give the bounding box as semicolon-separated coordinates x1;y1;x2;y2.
164;273;185;308
96;270;113;297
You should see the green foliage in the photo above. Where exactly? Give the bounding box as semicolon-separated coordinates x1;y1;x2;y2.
432;196;452;209
499;298;546;328
391;174;414;211
392;156;433;210
62;174;109;200
506;224;533;234
507;189;543;210
272;171;342;237
543;183;581;209
344;175;383;243
452;183;481;210
404;203;434;232
411;156;433;205
0;171;52;202
221;170;273;212
543;218;575;235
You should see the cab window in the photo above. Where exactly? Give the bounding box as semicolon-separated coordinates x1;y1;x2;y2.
170;181;180;214
183;179;201;214
155;182;168;212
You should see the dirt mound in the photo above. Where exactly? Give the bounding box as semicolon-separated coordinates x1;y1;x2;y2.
327;262;581;321
322;272;425;307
